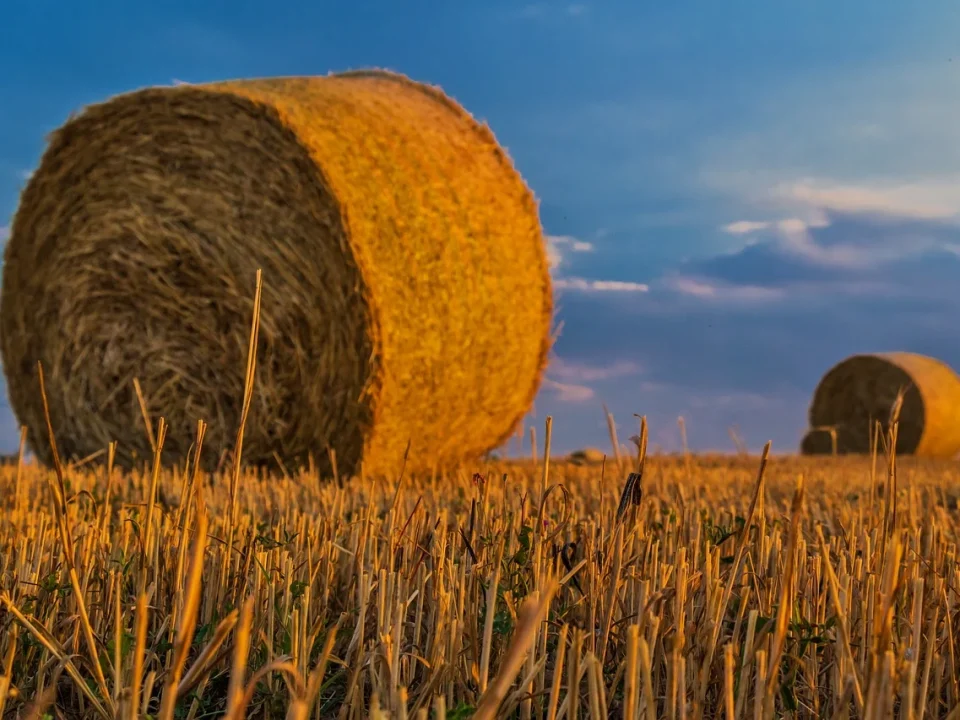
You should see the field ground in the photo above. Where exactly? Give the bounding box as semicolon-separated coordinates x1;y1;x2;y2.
1;444;959;719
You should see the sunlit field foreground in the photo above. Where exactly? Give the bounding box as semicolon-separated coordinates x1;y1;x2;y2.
1;420;959;719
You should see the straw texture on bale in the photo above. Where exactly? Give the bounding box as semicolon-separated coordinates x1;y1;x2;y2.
0;70;552;476
807;352;960;457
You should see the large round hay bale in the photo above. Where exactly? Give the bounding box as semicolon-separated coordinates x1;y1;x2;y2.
0;70;552;477
807;352;960;457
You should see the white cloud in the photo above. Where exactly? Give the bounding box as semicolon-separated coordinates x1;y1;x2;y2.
722;216;829;239
554;277;649;292
700;61;960;254
541;357;641;406
546;234;594;270
547;234;644;293
667;275;785;302
775;178;960;221
778;215;830;232
546;244;563;270
0;226;9;244
773;212;943;270
668;276;716;298
776;227;877;269
549;357;642;382
542;378;595;403
723;220;771;235
717;180;958;270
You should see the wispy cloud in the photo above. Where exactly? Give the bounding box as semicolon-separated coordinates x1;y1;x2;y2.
720;208;952;271
554;277;649;292
541;378;595;402
775;224;882;269
549;357;642;382
540;357;642;406
547;233;647;293
631;378;786;413
700;60;960;279
665;274;785;302
722;217;827;237
679;208;960;308
0;226;9;244
722;220;771;235
546;234;594;270
776;178;960;221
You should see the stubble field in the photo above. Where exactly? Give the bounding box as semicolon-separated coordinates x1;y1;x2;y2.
1;427;959;719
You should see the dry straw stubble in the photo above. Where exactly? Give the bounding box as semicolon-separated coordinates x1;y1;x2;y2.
0;69;552;476
3;447;960;717
807;351;960;457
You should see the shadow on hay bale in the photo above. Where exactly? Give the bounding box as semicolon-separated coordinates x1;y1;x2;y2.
807;352;960;458
0;70;552;477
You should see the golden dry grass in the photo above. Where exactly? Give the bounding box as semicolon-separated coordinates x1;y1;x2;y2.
1;414;959;719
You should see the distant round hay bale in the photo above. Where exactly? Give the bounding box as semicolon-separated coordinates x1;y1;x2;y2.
799;428;837;455
567;448;605;466
0;70;552;476
807;352;960;457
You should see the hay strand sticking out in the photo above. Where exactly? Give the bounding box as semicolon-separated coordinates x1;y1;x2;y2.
807;352;960;458
0;70;553;476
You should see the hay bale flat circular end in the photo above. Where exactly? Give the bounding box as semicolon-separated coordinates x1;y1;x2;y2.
1;70;553;476
807;352;960;458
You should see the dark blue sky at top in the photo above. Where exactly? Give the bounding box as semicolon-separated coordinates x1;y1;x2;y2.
3;0;960;456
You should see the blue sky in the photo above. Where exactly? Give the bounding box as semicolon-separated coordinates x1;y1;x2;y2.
3;0;960;457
